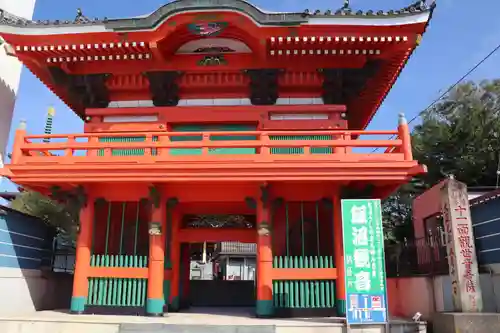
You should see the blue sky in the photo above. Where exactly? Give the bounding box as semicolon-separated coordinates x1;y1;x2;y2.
2;0;500;192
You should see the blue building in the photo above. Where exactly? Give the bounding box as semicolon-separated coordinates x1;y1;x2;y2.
471;191;500;267
0;204;57;314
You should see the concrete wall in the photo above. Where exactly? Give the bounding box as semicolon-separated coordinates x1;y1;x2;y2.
387;277;436;319
432;274;500;313
387;274;500;321
0;268;73;314
0;205;66;315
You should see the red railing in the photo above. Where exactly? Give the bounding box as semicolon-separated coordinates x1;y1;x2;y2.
10;128;413;165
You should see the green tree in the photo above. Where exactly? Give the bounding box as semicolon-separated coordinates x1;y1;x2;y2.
412;80;500;186
10;191;78;249
383;79;500;241
382;180;427;243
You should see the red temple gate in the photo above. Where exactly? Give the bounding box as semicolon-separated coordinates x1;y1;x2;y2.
0;0;434;317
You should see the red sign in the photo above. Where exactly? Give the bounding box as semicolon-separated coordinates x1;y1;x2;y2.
371;296;382;309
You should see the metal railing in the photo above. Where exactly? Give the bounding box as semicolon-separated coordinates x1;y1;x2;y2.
385;236;449;277
51;251;76;274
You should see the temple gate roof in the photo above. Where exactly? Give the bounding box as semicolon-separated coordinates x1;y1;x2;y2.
0;0;434;33
0;0;435;129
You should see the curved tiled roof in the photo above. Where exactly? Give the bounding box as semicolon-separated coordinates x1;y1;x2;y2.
0;0;434;30
0;0;436;127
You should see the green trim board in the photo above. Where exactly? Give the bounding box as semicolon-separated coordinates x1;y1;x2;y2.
341;199;388;324
337;299;346;316
273;256;336;310
87;255;148;307
256;300;274;317
170;127;335;156
146;298;165;315
98;136;150;156
270;135;333;155
170;124;257;155
70;296;86;313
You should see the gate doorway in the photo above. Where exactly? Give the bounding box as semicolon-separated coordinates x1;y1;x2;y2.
178;214;257;308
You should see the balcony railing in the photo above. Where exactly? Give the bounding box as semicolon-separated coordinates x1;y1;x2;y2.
9;121;413;165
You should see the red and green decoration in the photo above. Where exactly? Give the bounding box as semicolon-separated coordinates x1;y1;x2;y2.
188;21;228;37
198;55;227;66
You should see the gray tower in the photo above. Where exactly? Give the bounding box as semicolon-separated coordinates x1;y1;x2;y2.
0;0;37;186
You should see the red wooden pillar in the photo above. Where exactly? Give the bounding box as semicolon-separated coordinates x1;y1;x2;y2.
70;196;94;314
398;113;413;161
146;200;166;316
10;120;26;165
333;190;346;315
256;189;273;317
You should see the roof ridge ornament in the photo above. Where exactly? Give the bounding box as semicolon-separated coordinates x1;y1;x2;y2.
338;0;352;15
403;0;429;13
75;8;91;24
0;8;31;26
301;0;434;18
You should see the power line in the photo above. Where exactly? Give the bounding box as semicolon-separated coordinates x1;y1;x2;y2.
371;39;500;153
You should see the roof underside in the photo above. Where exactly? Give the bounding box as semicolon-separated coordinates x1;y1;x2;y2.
0;0;435;129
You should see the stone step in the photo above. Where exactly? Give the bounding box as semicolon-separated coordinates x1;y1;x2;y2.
0;321;425;333
120;324;276;333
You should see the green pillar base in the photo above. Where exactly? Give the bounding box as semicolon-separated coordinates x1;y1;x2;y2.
256;300;274;318
169;296;180;312
70;296;86;314
146;298;165;316
337;299;346;316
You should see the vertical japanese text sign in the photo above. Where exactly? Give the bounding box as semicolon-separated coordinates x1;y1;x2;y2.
341;199;388;324
440;178;483;312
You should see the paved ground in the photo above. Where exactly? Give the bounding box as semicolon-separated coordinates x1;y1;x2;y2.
0;308;425;333
0;307;346;326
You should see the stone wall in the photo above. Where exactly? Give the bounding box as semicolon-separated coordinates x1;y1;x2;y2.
387;274;500;323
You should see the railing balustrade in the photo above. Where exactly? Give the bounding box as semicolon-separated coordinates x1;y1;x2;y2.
9;128;412;164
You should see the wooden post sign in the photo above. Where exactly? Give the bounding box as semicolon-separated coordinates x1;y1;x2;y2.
440;178;483;312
